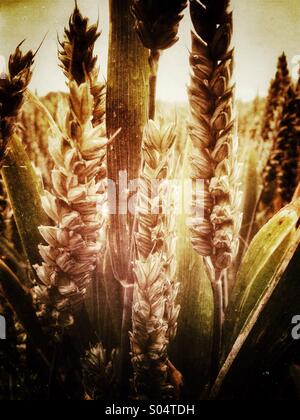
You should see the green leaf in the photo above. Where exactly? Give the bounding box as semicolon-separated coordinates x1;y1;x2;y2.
225;201;300;353
1;134;50;267
211;203;300;399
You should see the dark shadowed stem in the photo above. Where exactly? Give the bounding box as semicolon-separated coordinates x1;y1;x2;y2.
211;271;224;381
148;49;161;120
119;284;134;398
107;0;149;397
222;271;229;311
73;304;99;351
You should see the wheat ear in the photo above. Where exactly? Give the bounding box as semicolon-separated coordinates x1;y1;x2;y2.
273;86;300;207
35;7;110;326
132;0;187;119
188;0;242;374
259;53;292;217
82;344;119;400
0;44;34;167
261;79;281;144
34;82;109;326
130;120;181;399
59;4;105;126
0;45;34;244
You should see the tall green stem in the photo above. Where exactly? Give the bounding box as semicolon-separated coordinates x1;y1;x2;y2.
148;49;160;120
106;0;149;397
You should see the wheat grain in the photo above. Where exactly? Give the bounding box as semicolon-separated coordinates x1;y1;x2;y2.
132;0;187;120
259;54;292;217
34;82;109;326
33;6;112;326
188;0;242;373
261;54;291;145
130;120;181;399
188;0;241;278
0;44;34;248
261;79;281;144
59;4;105;126
274;86;300;207
34;90;108;323
0;43;34;167
18;100;54;188
82;343;119;400
131;0;187;51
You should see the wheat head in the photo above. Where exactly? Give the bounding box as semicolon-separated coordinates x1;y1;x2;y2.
33;7;110;326
132;0;187;120
261;78;282;143
130;120;181;399
131;0;187;51
35;10;110;324
274;86;300;206
82;343;119;400
0;44;34;167
188;0;241;274
34;81;109;326
187;0;243;374
59;4;106;126
260;53;292;215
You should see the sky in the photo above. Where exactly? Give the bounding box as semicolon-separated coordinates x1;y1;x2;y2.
0;0;300;102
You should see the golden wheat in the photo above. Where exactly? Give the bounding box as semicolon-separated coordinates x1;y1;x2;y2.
34;82;109;326
132;0;187;119
59;4;106;126
0;44;34;167
130;120;180;399
188;0;242;373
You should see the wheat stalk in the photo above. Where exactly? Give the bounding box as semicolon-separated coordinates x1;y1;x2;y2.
18;100;55;189
0;43;34;168
188;0;242;374
274;86;300;207
130;120;181;399
59;4;108;249
34;82;109;326
59;4;106;126
261;79;281;144
0;44;34;250
34;7;110;326
261;54;291;146
259;54;292;219
132;0;187;120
